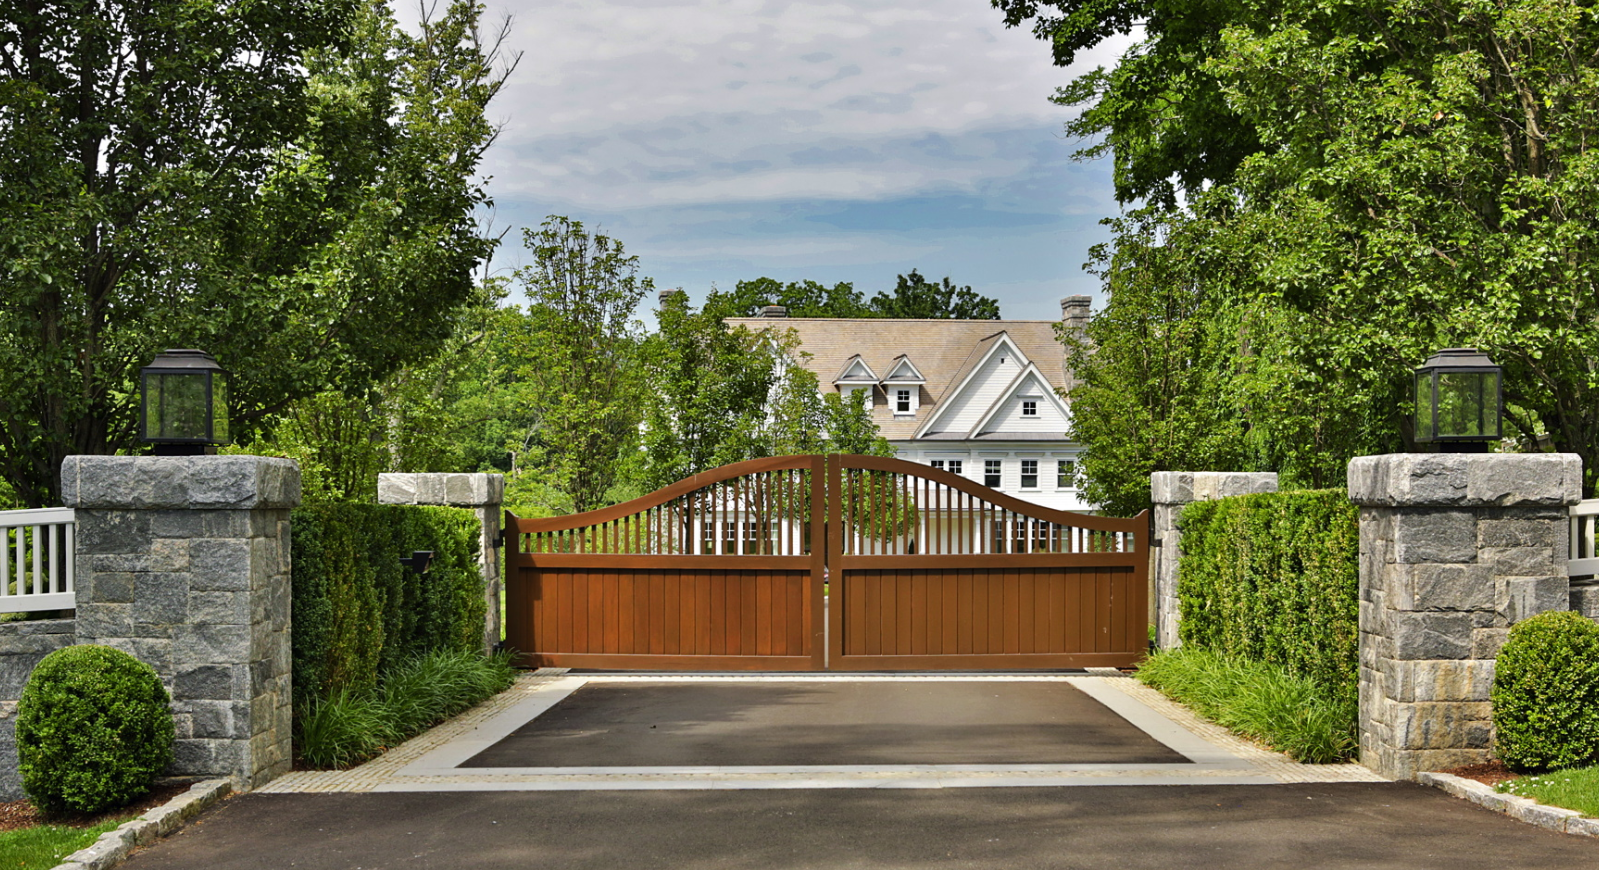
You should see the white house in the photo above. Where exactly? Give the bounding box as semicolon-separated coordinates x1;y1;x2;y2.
726;296;1093;512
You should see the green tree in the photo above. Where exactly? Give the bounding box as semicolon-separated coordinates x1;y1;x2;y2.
638;290;778;489
1011;0;1599;499
509;216;648;513
724;278;872;317
868;270;1000;319
0;0;511;507
1061;207;1252;515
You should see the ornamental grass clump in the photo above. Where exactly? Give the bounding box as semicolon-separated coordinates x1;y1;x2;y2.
15;645;175;815
1136;646;1356;763
295;649;516;769
1491;610;1599;772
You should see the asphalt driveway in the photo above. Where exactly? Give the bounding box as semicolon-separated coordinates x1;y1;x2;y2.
462;681;1188;767
123;784;1599;869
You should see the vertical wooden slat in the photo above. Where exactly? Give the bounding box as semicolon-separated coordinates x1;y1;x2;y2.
897;568;914;655
1004;567;1021;654
1019;569;1036;653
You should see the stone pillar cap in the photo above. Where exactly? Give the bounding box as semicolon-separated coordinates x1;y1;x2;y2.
61;455;301;510
1347;453;1582;507
1151;471;1279;505
378;473;505;507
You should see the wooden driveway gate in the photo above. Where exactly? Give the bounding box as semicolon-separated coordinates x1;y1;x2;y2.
504;455;1148;671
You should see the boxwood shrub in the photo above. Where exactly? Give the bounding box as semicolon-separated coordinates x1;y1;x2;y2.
1491;610;1599;772
291;504;487;710
15;645;175;814
1177;489;1359;709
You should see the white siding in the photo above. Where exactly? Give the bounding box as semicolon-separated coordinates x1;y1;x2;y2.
893;442;1091;512
920;343;1022;436
976;371;1070;436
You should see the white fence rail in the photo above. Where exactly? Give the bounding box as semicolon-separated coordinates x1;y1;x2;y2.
0;508;76;612
1574;499;1599;580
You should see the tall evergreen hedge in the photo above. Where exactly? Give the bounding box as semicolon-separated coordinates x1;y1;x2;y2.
291;505;487;709
1177;489;1360;708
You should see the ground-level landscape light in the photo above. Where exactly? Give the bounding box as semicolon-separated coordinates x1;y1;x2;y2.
1414;347;1502;452
139;349;229;456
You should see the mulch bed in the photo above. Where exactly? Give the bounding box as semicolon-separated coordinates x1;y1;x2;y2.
1440;760;1520;787
0;779;197;833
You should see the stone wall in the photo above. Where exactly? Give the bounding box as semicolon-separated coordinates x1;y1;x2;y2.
1349;453;1582;780
60;455;300;790
0;619;76;799
1149;471;1279;650
377;473;504;652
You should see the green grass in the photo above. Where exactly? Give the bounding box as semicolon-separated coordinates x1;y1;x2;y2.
296;648;517;769
1135;646;1357;763
0;816;129;869
1499;765;1599;817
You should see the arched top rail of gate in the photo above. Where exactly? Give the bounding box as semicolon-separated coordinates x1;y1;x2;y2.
830;454;1144;557
511;455;823;556
508;454;1145;558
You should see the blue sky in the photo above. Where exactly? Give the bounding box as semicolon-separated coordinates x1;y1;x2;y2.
472;0;1135;321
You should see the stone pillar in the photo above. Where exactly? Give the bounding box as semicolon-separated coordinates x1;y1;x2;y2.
377;473;504;652
1348;453;1582;780
60;455;299;790
1149;471;1279;650
0;619;77;798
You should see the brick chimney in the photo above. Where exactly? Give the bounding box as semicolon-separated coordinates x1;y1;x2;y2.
1060;295;1092;333
758;304;788;318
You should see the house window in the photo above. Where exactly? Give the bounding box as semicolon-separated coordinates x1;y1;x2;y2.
984;460;1002;488
930;460;944;471
896;389;912;413
1021;460;1038;489
1057;460;1076;488
947;459;963;476
701;520;716;555
1021;399;1038;417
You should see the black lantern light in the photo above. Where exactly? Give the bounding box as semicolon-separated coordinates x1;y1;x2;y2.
399;551;435;575
140;349;230;455
1414;348;1502;453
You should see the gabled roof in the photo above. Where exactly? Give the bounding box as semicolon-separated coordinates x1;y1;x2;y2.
832;355;878;384
966;362;1070;438
723;317;1072;441
881;355;926;383
913;331;1027;438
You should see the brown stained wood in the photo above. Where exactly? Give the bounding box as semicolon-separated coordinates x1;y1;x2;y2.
505;456;1148;672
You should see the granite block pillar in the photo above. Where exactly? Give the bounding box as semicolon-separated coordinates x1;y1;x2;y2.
60;455;299;790
1149;471;1279;649
1348;453;1582;780
376;473;504;652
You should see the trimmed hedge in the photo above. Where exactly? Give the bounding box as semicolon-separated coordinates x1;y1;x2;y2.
1177;489;1359;709
16;645;175;814
1491;610;1599;772
291;505;487;709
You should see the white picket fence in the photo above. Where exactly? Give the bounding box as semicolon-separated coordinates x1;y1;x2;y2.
1574;499;1599;580
0;508;76;612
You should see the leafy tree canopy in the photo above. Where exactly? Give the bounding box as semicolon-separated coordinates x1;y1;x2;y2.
0;0;511;506
869;270;1000;319
1045;0;1599;501
727;271;1000;319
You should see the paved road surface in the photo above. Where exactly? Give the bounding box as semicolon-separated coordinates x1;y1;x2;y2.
123;784;1599;869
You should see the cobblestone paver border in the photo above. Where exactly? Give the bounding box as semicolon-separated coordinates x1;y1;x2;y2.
259;669;1384;792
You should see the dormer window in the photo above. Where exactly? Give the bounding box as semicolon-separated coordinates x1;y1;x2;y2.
1021;399;1038;417
895;389;912;414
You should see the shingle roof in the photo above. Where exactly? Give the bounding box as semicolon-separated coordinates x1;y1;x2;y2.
723;317;1070;440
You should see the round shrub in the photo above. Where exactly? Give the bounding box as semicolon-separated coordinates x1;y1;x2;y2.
1492;611;1599;772
16;645;175;814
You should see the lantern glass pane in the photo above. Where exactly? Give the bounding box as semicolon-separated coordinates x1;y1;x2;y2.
1416;373;1435;440
146;372;209;440
212;371;230;443
1436;371;1489;438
